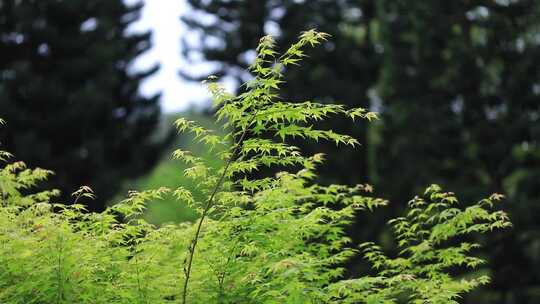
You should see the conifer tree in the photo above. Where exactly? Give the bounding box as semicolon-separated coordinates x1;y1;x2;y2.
374;2;540;302
0;0;167;211
181;1;540;302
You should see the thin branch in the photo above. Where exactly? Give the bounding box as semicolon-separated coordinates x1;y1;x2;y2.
181;110;259;304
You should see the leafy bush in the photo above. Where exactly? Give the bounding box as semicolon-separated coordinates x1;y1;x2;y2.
0;32;510;303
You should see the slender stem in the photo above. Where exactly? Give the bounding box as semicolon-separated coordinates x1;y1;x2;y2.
56;233;64;304
181;111;258;304
217;233;241;302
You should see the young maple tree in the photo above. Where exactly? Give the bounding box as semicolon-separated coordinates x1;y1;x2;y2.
0;31;510;304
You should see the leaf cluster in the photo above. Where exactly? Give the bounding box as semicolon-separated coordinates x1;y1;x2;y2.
0;31;510;304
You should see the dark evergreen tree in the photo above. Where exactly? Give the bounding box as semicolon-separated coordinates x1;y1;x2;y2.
181;0;540;303
0;0;167;211
374;1;540;302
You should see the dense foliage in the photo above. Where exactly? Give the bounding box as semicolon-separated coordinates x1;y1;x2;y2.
0;32;510;303
181;2;540;302
0;0;168;211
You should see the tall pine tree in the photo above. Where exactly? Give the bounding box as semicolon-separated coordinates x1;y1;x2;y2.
374;1;540;302
0;0;167;211
181;1;540;303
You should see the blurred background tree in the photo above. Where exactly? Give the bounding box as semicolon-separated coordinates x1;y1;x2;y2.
374;2;540;302
0;0;169;211
181;0;540;303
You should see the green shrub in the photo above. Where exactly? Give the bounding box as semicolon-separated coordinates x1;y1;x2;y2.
0;31;510;303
